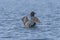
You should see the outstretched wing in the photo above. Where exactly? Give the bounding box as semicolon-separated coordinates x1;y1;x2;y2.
31;17;40;23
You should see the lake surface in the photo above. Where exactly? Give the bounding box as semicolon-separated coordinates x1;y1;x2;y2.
0;0;60;40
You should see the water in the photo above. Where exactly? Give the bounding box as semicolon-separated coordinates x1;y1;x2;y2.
0;0;60;40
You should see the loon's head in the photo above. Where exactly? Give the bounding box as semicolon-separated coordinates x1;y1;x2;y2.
30;11;36;17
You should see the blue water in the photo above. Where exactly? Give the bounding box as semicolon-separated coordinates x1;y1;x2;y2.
0;0;60;40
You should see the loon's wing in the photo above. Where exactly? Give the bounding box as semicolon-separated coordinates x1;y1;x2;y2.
31;17;40;23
